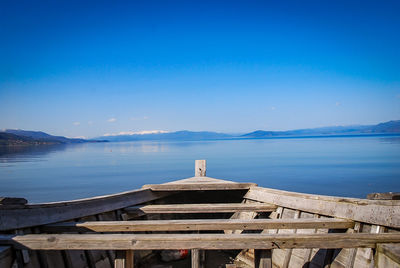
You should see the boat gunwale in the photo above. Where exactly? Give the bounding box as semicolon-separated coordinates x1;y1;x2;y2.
1;176;399;230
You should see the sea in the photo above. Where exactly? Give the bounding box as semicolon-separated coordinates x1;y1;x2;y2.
1;135;399;203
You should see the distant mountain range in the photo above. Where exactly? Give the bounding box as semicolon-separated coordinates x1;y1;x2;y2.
1;120;399;145
97;120;400;142
242;120;400;138
0;130;106;146
96;130;233;142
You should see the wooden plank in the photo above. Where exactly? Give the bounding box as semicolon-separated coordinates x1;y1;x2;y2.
114;250;134;268
142;183;257;191
282;210;300;268
124;203;276;214
376;243;400;267
1;233;400;250
225;199;260;234
255;249;272;268
0;189;170;231
192;249;200;268
15;230;29;264
303;214;320;268
367;192;400;200
245;187;400;228
44;218;354;232
345;222;362;268
97;213;116;267
114;251;124;268
195;160;206;177
231;200;263;266
126;250;134;268
164;176;239;185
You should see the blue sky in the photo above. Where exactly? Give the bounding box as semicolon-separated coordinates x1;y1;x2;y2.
1;0;399;138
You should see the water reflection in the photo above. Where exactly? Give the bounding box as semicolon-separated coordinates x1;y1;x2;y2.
0;136;399;202
379;136;400;144
0;144;68;162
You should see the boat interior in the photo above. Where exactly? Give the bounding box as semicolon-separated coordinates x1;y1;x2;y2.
1;160;400;268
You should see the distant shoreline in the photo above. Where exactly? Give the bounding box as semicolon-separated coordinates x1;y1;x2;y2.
236;132;400;141
2;132;399;146
0;140;108;147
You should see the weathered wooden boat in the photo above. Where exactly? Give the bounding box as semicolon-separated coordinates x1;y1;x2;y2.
1;160;400;268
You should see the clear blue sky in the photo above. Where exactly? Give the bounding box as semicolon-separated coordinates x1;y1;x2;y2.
1;0;399;138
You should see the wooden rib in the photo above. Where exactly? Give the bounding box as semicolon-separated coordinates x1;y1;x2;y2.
255;249;272;268
0;189;170;231
345;222;362;268
376;243;400;265
245;187;400;228
302;214;320;268
192;249;200;268
1;233;400;250
282;210;300;268
43;218;354;232
124;203;276;214
142;183;257;191
114;250;134;268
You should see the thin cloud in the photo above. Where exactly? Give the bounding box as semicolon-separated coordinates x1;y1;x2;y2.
88;121;93;125
336;102;341;106
270;106;276;111
73;122;80;126
107;118;117;123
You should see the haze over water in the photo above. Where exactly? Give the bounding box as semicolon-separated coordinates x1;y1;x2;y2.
1;135;399;203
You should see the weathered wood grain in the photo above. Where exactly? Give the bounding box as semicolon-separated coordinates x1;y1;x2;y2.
115;250;134;268
0;189;170;231
192;249;200;268
282;210;300;268
255;249;272;268
302;214;320;268
195;160;206;177
142;183;257;191
225;199;261;235
367;192;400;200
376;243;400;267
345;222;362;268
245;187;400;228
43;218;354;232
1;233;400;250
124;203;276;214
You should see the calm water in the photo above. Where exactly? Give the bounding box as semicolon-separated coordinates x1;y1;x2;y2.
1;136;400;203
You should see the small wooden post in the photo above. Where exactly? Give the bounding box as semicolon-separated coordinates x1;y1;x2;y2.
115;250;134;268
126;250;134;268
195;160;206;177
192;249;200;268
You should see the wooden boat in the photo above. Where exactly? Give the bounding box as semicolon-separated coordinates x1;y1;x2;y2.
1;160;399;268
